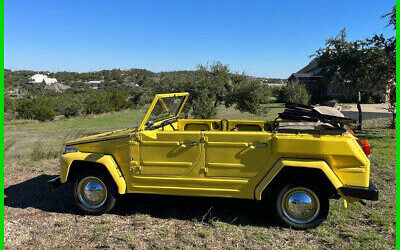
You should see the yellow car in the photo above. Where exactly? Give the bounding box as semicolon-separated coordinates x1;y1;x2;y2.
48;92;378;229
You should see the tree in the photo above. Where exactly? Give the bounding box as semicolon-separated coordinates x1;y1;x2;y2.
388;84;396;128
185;62;269;118
16;97;56;121
314;19;395;130
209;62;230;107
380;5;396;128
225;79;270;114
185;65;218;118
278;82;310;105
382;5;396;28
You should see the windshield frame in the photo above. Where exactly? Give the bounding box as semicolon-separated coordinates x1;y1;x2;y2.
138;92;189;130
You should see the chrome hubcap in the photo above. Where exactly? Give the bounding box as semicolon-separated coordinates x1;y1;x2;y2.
281;187;320;224
77;177;107;209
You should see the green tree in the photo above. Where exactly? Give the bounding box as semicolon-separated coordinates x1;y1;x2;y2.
314;15;395;130
209;62;230;107
226;80;270;114
16;97;56;121
388;84;396;128
186;65;217;118
279;82;310;105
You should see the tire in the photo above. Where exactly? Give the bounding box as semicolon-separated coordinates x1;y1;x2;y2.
72;169;117;215
273;182;329;230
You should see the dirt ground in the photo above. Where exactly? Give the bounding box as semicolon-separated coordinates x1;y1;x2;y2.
340;103;390;113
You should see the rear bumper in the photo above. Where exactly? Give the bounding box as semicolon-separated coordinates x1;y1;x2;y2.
339;182;379;201
47;176;62;190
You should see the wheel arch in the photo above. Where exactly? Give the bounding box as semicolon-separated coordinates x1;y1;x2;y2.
255;158;343;200
60;152;127;194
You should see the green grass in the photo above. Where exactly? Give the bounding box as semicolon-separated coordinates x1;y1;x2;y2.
5;109;146;161
4;104;284;162
3;106;395;249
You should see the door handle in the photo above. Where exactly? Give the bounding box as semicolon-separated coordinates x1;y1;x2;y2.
180;142;198;147
248;143;267;149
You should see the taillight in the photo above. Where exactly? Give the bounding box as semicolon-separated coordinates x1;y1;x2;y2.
357;139;370;156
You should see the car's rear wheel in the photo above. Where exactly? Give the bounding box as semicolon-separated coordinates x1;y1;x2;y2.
72;169;117;215
273;182;329;229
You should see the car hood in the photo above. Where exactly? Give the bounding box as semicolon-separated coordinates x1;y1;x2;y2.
66;128;135;146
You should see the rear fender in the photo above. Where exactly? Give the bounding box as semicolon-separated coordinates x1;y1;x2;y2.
255;158;343;200
59;152;127;194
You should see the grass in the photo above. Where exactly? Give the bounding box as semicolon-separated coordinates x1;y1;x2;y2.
3;105;395;249
4;109;146;162
30;141;62;161
4;104;284;162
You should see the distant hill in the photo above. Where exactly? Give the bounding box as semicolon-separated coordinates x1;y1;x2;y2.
5;68;287;93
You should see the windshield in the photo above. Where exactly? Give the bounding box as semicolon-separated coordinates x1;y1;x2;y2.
147;96;185;124
139;92;189;130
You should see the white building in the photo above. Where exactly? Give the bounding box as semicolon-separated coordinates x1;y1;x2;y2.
28;74;58;85
86;80;102;86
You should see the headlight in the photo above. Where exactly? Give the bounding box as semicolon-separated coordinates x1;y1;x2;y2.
63;147;79;154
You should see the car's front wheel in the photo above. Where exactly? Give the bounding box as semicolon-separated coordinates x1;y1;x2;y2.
72;169;117;215
273;182;329;229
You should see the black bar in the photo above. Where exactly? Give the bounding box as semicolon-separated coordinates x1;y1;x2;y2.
339;182;379;201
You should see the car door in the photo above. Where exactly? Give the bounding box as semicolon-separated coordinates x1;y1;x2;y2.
137;131;202;176
203;131;272;179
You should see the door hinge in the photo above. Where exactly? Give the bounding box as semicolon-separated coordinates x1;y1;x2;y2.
200;136;208;143
130;165;142;173
129;133;142;144
201;167;208;174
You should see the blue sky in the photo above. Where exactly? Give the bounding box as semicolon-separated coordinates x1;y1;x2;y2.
5;0;395;78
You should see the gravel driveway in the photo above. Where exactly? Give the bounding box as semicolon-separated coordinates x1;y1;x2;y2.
342;111;392;121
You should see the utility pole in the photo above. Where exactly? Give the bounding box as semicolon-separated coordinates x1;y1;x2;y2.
357;90;362;130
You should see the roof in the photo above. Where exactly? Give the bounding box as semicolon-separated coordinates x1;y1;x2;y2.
297;58;323;76
44;82;71;92
43;78;58;84
30;74;46;78
29;74;58;84
87;80;102;85
288;58;324;81
291;73;312;78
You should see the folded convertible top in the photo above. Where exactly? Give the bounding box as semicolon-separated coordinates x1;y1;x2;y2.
276;103;356;132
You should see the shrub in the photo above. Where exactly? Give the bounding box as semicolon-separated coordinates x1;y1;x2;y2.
278;83;310;104
33;106;56;121
16;99;34;119
129;87;145;107
109;90;129;111
84;92;111;114
16;97;56;121
226;81;270;114
4;95;16;112
63;102;82;118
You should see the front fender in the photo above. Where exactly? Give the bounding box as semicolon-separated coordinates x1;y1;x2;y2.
59;152;127;194
255;158;343;200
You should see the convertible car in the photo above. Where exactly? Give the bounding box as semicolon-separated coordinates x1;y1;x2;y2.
48;92;378;229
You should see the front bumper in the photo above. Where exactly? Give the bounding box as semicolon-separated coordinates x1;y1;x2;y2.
339;182;379;201
47;176;62;190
